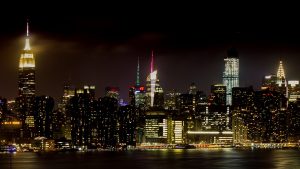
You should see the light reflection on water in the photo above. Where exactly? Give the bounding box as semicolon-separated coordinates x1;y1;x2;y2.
0;149;299;169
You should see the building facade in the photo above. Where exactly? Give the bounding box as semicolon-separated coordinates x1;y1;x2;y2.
223;48;239;105
146;51;164;108
17;21;36;140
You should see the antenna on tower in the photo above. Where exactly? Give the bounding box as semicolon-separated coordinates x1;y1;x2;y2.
150;50;154;73
24;18;31;50
136;56;140;86
26;18;29;37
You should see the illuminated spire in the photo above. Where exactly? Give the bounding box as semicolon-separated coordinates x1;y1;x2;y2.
19;19;35;69
27;19;29;37
150;50;154;73
24;19;31;50
277;60;285;79
136;56;140;86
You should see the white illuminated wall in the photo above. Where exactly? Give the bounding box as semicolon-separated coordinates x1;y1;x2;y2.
223;58;239;105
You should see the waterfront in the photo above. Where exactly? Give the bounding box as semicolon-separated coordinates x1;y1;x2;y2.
0;149;299;169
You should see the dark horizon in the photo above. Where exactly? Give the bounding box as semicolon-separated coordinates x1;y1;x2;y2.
1;14;300;102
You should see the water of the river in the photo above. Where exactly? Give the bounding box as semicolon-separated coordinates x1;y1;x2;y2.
0;149;299;169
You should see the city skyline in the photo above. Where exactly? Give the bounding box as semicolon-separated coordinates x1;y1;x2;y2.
1;16;300;101
0;5;300;169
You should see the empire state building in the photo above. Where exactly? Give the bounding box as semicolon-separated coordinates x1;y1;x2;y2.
18;21;35;98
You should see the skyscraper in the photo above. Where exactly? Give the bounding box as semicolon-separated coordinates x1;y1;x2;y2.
118;105;137;146
261;60;288;98
164;89;181;110
223;48;239;105
288;80;300;102
255;90;288;142
129;57;146;107
98;97;119;148
210;84;226;106
55;84;75;140
146;51;163;108
17;21;36;139
34;96;54;138
231;87;256;143
68;85;97;147
277;60;286;85
18;21;35;98
276;60;288;97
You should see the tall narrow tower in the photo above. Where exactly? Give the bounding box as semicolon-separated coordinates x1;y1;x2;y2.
146;51;163;108
277;60;286;86
223;48;239;105
276;60;288;97
17;20;36;138
129;56;146;107
18;20;35;98
136;56;140;86
147;50;157;107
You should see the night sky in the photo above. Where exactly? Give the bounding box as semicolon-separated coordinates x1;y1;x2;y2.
1;7;300;102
